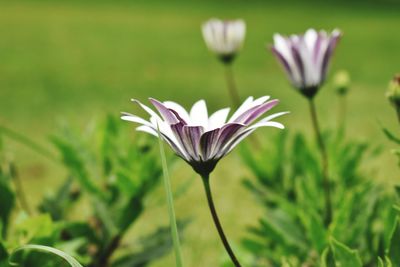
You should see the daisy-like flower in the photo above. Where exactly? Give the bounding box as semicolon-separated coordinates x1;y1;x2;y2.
202;18;246;64
122;96;286;176
122;97;286;267
271;28;341;98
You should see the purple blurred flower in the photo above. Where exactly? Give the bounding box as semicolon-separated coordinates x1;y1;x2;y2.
202;18;246;64
122;97;286;175
271;28;341;98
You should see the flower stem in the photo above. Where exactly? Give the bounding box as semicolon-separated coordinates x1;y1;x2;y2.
396;107;400;126
157;126;184;267
337;94;347;134
201;175;242;267
224;64;241;108
308;99;332;226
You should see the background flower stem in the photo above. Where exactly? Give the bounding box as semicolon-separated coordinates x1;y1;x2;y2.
224;64;241;108
157;126;184;267
201;174;242;267
337;94;347;133
308;99;332;226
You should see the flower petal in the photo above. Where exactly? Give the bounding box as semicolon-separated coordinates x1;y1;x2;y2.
212;122;245;158
121;113;152;127
164;101;190;122
233;100;279;124
199;128;220;161
189;100;208;127
149;98;179;124
208;108;230;130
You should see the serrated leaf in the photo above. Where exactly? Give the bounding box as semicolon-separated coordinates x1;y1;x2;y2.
330;238;362;267
9;244;83;267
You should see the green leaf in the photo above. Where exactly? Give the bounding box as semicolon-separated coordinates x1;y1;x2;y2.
320;248;329;267
0;241;8;262
9;245;83;267
330;238;362;267
112;223;187;267
0;179;15;237
14;214;55;243
388;218;400;265
51;136;106;200
298;210;327;254
382;127;400;145
377;256;392;267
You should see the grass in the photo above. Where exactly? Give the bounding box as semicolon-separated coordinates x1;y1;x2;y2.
0;0;400;266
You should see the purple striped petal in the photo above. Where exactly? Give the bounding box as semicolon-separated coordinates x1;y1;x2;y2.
168;108;188;125
213;123;245;157
321;33;341;81
290;44;305;88
149;98;179;124
313;34;322;64
233;100;279;125
199;128;220;160
271;46;293;78
157;128;190;161
183;125;204;160
171;122;191;158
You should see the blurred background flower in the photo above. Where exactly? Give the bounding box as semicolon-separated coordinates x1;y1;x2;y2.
270;28;341;98
202;18;246;65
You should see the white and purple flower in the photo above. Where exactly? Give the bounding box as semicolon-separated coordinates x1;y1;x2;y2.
202;18;246;64
122;97;286;175
270;28;341;98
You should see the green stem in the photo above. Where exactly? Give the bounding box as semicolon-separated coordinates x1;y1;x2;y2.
308;99;332;226
201;175;242;267
337;94;346;134
224;64;241;108
157;126;184;267
396;107;400;126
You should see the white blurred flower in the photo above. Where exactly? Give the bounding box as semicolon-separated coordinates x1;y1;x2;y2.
271;28;341;98
202;18;246;64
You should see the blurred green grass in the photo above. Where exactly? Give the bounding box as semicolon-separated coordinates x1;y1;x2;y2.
0;0;400;266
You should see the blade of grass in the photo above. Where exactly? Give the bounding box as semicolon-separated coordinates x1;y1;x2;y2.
0;125;58;163
156;124;184;267
9;244;83;267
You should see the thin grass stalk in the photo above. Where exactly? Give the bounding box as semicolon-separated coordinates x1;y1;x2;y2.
156;125;184;267
0;125;58;163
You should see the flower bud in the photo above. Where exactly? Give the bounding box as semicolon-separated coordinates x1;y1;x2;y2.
333;70;350;96
386;75;400;110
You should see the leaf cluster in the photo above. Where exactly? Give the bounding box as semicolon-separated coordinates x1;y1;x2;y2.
239;131;399;266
